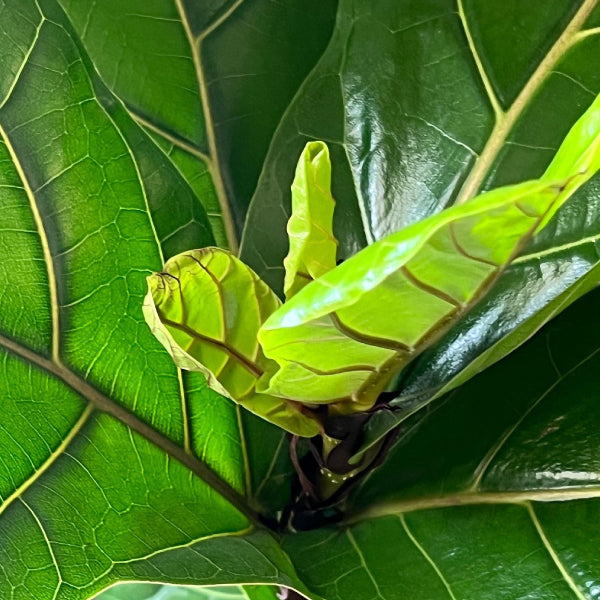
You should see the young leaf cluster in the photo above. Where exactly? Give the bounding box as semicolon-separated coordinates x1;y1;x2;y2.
144;94;600;438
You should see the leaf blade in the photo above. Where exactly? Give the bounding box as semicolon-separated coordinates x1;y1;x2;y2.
144;248;319;437
259;172;589;411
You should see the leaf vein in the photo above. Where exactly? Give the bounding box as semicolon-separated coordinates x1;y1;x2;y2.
456;0;600;203
398;514;457;600
174;0;239;251
20;497;63;600
346;529;386;600
0;14;45;111
456;0;503;119
526;503;587;600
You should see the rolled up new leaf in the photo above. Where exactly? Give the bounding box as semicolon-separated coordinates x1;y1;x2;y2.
143;248;320;437
283;141;338;299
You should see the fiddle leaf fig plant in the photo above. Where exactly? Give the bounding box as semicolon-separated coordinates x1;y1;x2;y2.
6;1;600;600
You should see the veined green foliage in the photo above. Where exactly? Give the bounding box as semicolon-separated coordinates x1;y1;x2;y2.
283;141;338;299
143;249;319;437
6;0;600;597
258;177;583;413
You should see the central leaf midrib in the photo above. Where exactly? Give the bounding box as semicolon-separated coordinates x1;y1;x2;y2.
0;332;260;525
159;312;264;377
456;0;599;204
349;486;600;523
173;0;239;253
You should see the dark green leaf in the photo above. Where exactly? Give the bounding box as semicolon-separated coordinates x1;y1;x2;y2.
281;287;600;600
57;0;337;245
394;0;600;427
240;0;496;289
284;503;599;600
0;0;306;597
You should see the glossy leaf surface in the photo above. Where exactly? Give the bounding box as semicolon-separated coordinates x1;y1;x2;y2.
283;141;338;299
258;167;590;412
144;248;319;436
357;87;600;452
240;0;497;289
393;2;600;425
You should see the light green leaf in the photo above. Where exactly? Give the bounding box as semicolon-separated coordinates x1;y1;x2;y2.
95;583;159;600
144;248;320;437
260;92;600;419
538;90;600;227
283;141;338;299
258;174;583;412
357;91;600;454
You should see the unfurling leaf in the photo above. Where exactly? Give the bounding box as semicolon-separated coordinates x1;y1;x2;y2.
143;248;320;437
283;141;338;299
258;179;567;413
